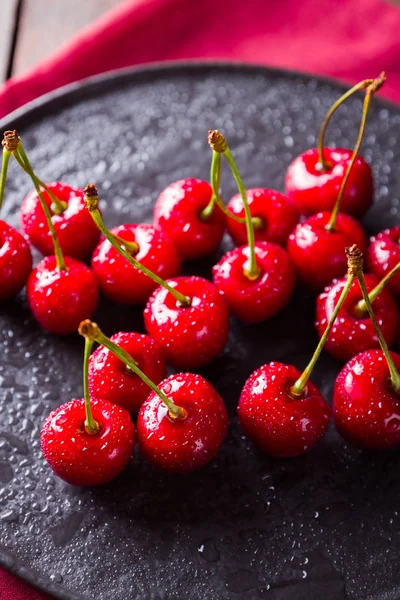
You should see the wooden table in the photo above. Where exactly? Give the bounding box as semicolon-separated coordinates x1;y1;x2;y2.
1;0;121;83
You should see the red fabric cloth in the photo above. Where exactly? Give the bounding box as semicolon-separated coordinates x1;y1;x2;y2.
1;0;400;597
0;0;400;119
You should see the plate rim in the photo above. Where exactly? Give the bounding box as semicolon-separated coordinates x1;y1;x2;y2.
1;59;399;600
0;59;398;131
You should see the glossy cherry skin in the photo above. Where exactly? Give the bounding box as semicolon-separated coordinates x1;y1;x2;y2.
91;223;182;305
20;183;100;260
153;178;225;260
144;276;229;369
226;188;299;247
137;373;228;474
88;332;167;415
238;362;331;457
367;226;400;300
212;241;295;324
334;349;400;449
0;220;32;301
285;148;373;218
40;398;134;486
316;274;398;362
26;256;98;335
287;211;368;291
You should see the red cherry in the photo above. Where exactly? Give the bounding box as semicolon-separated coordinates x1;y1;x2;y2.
226;188;299;247
144;276;229;369
20;183;100;260
88;332;166;414
0;220;32;301
287;212;367;291
367;226;400;300
153;178;225;260
137;373;228;474
40;398;134;486
285;148;373;218
91;223;182;304
212;241;295;323
26;256;98;334
316;274;398;362
333;349;400;449
238;362;331;457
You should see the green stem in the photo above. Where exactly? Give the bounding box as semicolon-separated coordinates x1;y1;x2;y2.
0;149;10;212
88;207;190;306
355;271;400;393
355;261;400;315
113;234;139;255
14;146;67;271
325;91;372;232
83;338;99;435
14;143;67;214
200;151;263;228
317;79;373;170
223;147;260;280
290;273;355;397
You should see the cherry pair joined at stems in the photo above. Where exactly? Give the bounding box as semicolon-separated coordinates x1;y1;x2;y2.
238;244;400;456
287;73;386;292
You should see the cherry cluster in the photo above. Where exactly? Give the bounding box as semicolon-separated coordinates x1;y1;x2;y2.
1;71;400;487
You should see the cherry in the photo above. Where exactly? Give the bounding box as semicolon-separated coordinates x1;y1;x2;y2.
316;274;398;362
88;331;166;414
91;222;182;304
332;245;400;449
41;332;134;485
153;177;225;260
84;185;182;304
285;75;385;218
0;219;32;301
238;247;364;457
27;256;98;334
226;188;299;247
212;241;295;323
137;373;228;474
287;210;367;294
207;130;295;323
285;148;373;219
144;275;229;369
20;182;100;260
367;226;400;300
238;362;331;457
334;349;400;449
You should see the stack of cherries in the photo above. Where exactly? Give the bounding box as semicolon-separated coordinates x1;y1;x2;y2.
2;71;400;487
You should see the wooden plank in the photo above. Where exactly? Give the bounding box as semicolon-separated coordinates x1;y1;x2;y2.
0;0;18;82
13;0;119;76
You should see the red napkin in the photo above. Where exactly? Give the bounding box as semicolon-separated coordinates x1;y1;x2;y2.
1;0;400;597
0;0;400;119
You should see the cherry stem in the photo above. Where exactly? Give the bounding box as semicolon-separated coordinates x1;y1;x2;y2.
290;273;355;398
79;320;187;420
200;150;263;229
0;149;10;212
83;185;190;306
83;337;100;435
354;267;400;394
326;72;386;233
317;78;374;170
112;234;139;255
12;143;67;214
208;130;260;279
14;145;67;271
355;260;400;315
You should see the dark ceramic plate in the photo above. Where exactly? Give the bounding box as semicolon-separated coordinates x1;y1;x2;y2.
0;62;400;600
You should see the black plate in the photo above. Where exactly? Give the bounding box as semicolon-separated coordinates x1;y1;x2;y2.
1;62;400;600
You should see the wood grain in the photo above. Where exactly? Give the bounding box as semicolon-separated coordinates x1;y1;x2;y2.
0;0;19;82
12;0;119;76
